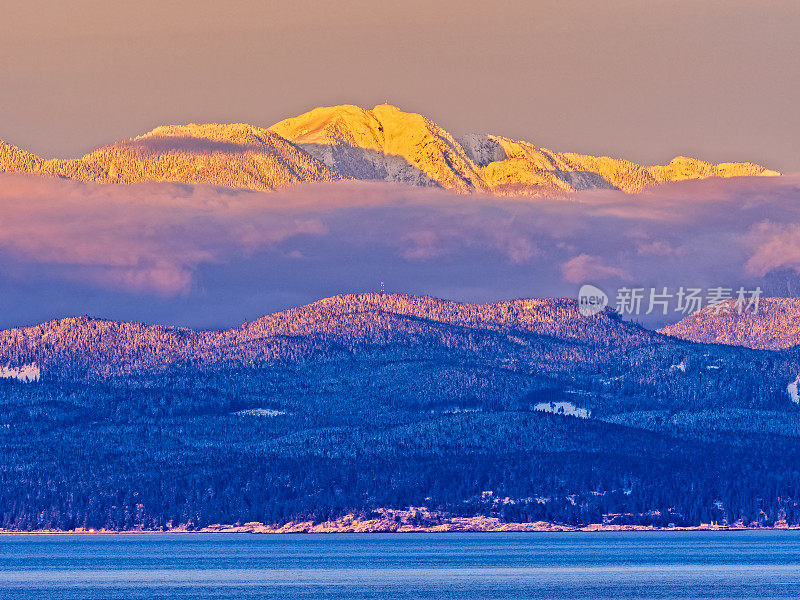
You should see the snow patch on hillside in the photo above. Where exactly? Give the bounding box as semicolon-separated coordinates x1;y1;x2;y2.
234;408;286;417
442;407;482;414
0;363;40;383
534;401;590;419
788;376;800;404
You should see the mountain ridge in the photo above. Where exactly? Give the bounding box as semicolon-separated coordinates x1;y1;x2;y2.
4;291;796;419
659;298;800;350
0;293;653;378
0;104;779;195
4;291;800;531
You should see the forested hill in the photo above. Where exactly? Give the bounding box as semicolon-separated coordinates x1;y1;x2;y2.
659;298;800;350
0;294;654;377
1;293;800;531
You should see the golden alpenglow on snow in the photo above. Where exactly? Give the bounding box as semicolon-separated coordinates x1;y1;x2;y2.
0;104;779;195
270;104;488;192
0;123;342;191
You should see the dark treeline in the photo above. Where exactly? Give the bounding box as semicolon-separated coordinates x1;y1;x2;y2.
1;371;800;530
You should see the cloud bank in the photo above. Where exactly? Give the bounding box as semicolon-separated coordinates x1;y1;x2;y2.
1;172;799;328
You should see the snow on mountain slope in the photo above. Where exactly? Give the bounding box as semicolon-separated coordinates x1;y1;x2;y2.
0;294;654;377
2;293;797;422
0;103;780;194
647;157;779;188
270;104;487;192
0;316;206;377
658;298;800;350
0;363;40;383
460;134;619;194
233;293;652;346
459;134;779;195
0;140;44;174
533;401;590;419
2;124;340;191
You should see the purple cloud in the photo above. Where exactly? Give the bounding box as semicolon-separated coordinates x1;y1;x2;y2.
561;254;631;284
1;172;800;328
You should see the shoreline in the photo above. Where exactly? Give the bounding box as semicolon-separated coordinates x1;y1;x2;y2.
2;510;799;535
3;526;799;535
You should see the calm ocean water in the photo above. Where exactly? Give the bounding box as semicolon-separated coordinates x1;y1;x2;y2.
0;531;799;599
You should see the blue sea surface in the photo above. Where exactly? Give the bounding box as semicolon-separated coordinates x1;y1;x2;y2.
1;531;799;599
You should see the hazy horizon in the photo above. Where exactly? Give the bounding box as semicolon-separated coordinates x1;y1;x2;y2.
2;0;799;172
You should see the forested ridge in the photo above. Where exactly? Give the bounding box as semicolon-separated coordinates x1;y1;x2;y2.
1;294;799;530
661;298;800;350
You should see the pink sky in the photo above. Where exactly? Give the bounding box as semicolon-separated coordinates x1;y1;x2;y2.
1;0;798;171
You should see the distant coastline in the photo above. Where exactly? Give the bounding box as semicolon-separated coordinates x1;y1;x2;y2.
2;509;798;534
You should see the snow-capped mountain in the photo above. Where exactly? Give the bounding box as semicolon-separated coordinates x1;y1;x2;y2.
459;134;776;194
270;104;487;192
1;123;340;191
0;104;779;195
